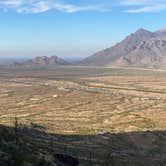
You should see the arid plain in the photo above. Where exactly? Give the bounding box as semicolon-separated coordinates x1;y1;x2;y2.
1;66;166;165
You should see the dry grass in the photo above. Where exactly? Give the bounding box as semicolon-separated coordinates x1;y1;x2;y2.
0;67;166;134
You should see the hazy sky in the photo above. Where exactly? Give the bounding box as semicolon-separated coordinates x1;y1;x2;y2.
0;0;166;59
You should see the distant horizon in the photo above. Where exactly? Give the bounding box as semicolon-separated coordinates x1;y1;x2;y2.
0;54;86;63
0;0;166;59
0;27;165;61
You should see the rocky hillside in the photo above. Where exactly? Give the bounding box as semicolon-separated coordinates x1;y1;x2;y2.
15;55;69;67
1;124;166;166
80;28;166;68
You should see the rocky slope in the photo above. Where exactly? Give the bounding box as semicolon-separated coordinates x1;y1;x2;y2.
80;28;166;68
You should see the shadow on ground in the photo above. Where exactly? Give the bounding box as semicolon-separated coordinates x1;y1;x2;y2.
0;123;166;166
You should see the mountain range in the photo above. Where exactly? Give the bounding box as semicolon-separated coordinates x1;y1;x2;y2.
14;28;166;68
80;28;166;68
14;55;69;67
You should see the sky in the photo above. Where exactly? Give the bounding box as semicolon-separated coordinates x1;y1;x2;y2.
0;0;166;60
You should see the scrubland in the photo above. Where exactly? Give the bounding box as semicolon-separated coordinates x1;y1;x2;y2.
0;66;166;165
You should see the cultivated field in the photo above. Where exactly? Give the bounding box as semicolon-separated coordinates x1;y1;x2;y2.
0;66;166;165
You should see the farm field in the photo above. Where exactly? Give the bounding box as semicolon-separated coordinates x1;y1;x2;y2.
0;66;166;165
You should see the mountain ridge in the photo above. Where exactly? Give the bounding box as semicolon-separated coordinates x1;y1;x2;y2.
79;28;166;68
14;55;69;67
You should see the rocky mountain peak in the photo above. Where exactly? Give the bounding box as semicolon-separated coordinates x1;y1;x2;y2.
80;28;166;68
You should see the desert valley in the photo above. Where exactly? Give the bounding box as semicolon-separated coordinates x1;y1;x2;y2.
0;28;166;165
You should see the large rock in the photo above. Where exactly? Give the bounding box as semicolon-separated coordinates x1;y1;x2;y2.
55;154;79;166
